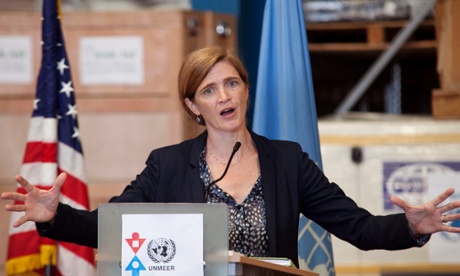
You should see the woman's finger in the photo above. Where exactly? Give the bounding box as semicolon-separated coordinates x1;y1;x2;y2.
439;201;460;214
1;192;15;200
442;224;460;233
51;172;67;192
390;196;410;211
13;215;29;228
5;204;27;212
1;192;26;202
14;175;35;193
430;188;455;207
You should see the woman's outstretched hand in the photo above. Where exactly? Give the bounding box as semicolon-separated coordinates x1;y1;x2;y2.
1;172;66;227
391;187;460;235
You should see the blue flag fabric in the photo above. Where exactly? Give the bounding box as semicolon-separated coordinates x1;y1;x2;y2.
252;0;335;275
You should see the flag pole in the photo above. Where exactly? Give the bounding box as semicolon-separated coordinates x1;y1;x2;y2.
44;252;54;276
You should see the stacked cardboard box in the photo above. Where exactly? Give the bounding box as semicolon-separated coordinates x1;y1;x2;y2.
432;0;460;119
319;113;460;274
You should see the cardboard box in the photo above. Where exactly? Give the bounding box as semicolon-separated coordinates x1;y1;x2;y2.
432;0;460;119
319;113;460;274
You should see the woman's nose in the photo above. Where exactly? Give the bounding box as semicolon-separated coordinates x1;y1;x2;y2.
218;87;230;103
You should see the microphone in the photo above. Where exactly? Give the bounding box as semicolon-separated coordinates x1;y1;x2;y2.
204;141;241;203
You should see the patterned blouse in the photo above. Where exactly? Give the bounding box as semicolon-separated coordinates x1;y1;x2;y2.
199;149;269;257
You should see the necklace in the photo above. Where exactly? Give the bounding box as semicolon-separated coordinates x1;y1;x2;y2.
207;149;241;167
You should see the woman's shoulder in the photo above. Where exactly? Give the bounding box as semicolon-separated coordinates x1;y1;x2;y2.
148;132;206;159
155;139;195;153
251;131;303;151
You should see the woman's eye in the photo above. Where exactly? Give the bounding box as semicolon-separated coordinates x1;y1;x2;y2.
228;80;237;87
203;88;213;95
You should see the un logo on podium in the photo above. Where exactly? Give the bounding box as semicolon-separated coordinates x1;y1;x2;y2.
147;238;176;263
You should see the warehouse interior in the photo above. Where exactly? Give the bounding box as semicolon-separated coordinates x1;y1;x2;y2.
0;0;459;275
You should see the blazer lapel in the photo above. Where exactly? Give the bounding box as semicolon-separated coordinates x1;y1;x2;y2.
251;132;278;256
188;131;208;203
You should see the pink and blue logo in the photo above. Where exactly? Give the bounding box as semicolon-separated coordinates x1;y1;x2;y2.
125;232;147;276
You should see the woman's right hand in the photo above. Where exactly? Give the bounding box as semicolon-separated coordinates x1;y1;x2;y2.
1;172;66;227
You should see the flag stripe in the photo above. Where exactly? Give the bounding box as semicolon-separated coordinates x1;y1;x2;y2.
60;242;94;266
19;163;58;187
57;244;95;276
60;191;89;211
23;142;57;163
26;117;58;143
7;232;42;258
58;141;86;183
7;220;36;235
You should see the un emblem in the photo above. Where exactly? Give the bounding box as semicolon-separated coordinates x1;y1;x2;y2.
147;238;176;263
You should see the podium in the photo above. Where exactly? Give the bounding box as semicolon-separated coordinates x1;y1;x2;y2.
97;203;318;276
229;253;319;276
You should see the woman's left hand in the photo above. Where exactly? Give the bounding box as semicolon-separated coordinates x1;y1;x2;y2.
390;187;460;235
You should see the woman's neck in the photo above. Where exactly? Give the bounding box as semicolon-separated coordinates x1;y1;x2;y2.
206;129;254;163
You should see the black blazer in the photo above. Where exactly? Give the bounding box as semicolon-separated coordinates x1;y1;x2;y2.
38;130;422;267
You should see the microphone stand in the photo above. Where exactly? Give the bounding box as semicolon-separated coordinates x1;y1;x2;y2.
204;141;241;203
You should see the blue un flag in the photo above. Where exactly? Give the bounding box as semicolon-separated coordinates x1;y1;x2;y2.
252;0;335;275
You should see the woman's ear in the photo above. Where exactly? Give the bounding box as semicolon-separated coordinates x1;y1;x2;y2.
185;98;199;116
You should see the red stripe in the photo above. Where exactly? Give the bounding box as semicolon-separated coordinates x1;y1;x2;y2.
60;242;95;266
7;231;58;260
59;170;90;209
23;142;57;163
7;231;41;259
40;236;57;246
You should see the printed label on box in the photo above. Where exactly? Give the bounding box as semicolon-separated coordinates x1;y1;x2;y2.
383;161;460;212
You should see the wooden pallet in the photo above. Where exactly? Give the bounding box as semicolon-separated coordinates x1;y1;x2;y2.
306;19;436;53
432;89;460;119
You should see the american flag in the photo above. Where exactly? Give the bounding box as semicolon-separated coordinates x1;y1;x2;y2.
6;0;96;275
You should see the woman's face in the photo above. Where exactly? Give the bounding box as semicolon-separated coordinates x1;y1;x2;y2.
185;61;248;134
